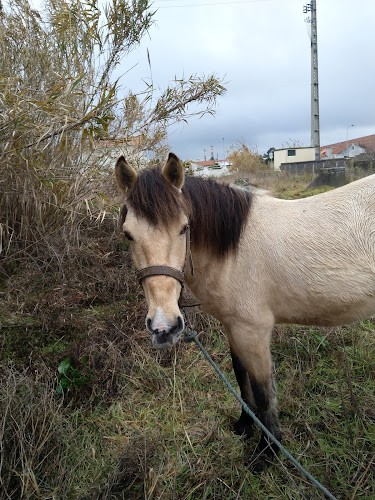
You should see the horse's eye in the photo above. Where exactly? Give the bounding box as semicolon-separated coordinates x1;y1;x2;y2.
124;231;134;241
179;225;188;235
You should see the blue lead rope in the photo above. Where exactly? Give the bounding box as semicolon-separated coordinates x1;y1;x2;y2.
184;328;338;500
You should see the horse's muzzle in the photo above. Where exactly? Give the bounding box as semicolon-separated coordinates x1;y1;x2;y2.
147;315;185;349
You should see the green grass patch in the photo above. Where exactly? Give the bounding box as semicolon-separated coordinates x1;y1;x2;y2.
276;185;335;200
2;317;375;499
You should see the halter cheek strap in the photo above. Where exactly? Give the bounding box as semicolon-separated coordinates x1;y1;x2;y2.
136;225;200;308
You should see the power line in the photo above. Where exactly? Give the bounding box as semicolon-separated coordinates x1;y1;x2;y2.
157;0;270;2
155;0;272;8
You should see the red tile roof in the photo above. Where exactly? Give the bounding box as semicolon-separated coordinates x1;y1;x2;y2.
320;134;375;157
193;160;227;166
194;160;217;167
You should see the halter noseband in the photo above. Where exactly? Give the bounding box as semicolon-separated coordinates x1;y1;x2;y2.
136;225;200;308
137;265;185;286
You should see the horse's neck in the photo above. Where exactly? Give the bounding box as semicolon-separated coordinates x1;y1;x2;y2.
185;246;226;301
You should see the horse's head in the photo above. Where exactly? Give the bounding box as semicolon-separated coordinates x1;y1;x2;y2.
115;153;190;349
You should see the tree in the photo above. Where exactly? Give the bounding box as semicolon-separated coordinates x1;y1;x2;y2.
264;147;275;163
0;0;226;271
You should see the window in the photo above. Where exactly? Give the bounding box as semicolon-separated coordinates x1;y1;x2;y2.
287;149;296;157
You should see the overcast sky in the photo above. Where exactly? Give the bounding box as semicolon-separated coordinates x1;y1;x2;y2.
124;0;374;160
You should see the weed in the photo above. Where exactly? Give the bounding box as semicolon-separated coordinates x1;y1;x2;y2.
56;357;92;395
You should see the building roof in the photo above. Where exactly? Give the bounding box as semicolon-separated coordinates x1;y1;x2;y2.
274;146;315;152
193;160;217;167
193;160;227;166
320;134;375;157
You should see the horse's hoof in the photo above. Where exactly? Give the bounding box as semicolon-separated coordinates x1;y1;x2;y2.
245;446;274;473
246;436;280;472
249;453;273;474
233;420;254;439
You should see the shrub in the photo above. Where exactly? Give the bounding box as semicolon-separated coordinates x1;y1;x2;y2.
227;143;266;174
0;0;225;276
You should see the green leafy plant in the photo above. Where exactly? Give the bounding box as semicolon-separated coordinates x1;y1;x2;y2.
56;356;92;395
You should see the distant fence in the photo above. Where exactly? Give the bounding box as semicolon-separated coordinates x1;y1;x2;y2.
280;157;375;176
348;158;375;173
280;158;346;175
279;157;375;189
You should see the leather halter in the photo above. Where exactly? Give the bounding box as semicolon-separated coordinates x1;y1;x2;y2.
136;225;200;308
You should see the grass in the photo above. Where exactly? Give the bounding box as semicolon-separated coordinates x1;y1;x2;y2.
1;171;375;499
222;168;335;200
2;308;375;498
276;185;334;199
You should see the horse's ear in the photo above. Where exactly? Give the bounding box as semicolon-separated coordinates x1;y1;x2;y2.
162;153;184;190
115;156;137;193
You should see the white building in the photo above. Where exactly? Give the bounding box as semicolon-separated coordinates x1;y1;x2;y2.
322;144;366;159
273;147;315;171
321;134;375;159
92;136;149;171
189;160;230;177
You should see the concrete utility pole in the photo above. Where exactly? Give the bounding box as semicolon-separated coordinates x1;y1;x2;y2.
304;1;320;160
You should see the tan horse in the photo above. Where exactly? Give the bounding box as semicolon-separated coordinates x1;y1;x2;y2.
116;152;375;467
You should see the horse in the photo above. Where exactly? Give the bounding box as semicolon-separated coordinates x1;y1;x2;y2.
115;152;375;468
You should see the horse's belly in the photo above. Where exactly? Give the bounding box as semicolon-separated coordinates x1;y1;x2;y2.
275;295;375;327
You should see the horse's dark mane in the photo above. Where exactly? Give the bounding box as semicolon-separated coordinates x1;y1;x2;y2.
183;176;252;257
123;166;190;227
122;167;253;257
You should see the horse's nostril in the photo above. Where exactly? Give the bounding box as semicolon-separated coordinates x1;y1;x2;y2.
146;313;184;336
147;318;166;335
146;317;152;332
177;316;184;330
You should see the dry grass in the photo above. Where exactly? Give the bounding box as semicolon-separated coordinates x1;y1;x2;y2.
2;240;375;499
0;364;71;498
221;168;313;192
227;143;265;173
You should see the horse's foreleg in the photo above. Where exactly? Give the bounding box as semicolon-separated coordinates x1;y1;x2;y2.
250;373;281;468
230;350;256;439
228;323;281;470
